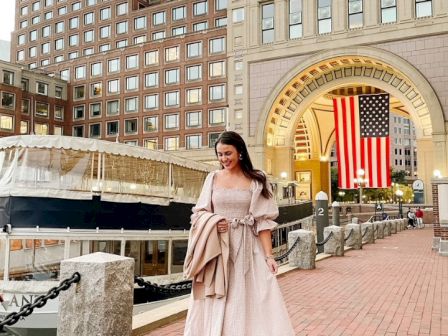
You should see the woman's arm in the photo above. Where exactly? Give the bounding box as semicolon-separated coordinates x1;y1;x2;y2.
259;229;278;274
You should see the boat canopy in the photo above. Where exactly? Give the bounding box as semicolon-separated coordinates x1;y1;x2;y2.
0;135;214;205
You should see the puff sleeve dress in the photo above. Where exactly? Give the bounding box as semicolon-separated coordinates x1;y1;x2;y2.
184;171;294;336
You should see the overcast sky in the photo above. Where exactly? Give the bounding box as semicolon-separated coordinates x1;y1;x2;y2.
0;0;16;41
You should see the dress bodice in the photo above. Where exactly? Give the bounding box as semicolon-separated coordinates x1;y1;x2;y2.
212;187;251;220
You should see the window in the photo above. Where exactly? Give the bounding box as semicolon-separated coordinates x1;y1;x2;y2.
216;0;227;11
72;1;81;10
91;62;102;77
416;0;431;18
55;21;64;33
18;35;26;46
42;42;50;54
86;0;96;6
108;79;120;94
107;121;118;136
126;76;138;91
89;123;101;138
44;11;52;19
126;55;138;69
74;86;85;99
84;12;94;25
134;16;146;30
116;21;128;34
134;35;146;44
164;114;179;130
45;0;53;6
186;111;202;128
90;83;102;97
165;46;179;62
55;86;63;98
21;99;30;114
29;63;37;70
187;65;202;81
36;102;50;117
55;38;64;50
193;21;208;31
54;106;64;120
209;133;220;148
90;103;101;117
32;1;40;11
232;8;244;23
20;21;28;29
152;31;165;40
165;91;179;107
164;137;179;151
318;0;332;34
69;51;79;59
100;7;111;20
36;123;50;136
193;1;208;15
116;2;128;15
69;34;79;46
75;66;86;79
84;48;94;56
381;0;396;23
348;0;363;28
42;25;51;37
99;44;110;52
60;69;69;80
125;97;138;113
289;0;302;39
17;50;24;62
209;108;225;125
72;125;84;137
209;85;225;101
125;119;137;134
37;82;49;95
3;71;14;85
32;16;40;24
209;37;225;54
186;135;202;149
100;26;111;39
107;100;119;115
144;116;158;132
187;42;202;58
144;138;158;149
165;68;180;85
145;94;159;110
261;3;274;43
153;11;166;25
20;121;29;134
172;6;186;20
69;17;79;29
30;30;37;42
145;72;159;88
209;61;225;77
1;93;15;109
145;50;159;65
215;17;227;27
172;26;186;36
187;88;202;104
0;115;13;131
108;58;120;73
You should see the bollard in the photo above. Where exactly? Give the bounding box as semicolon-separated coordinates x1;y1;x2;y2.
395;219;402;232
372;221;380;239
344;223;362;249
323;225;344;256
332;201;340;226
315;191;329;254
288;229;316;269
383;220;391;236
57;252;134;336
390;220;397;234
376;221;385;239
361;222;375;244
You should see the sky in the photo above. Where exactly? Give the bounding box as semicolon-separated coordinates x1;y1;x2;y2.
0;0;16;41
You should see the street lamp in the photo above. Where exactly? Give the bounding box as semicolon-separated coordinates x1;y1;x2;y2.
396;189;404;218
353;169;368;205
338;191;345;201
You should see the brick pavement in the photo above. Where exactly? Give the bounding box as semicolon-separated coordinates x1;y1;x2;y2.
145;227;448;336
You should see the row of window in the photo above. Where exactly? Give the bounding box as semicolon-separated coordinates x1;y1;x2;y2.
0;115;62;136
2;75;64;98
394;148;416;156
19;37;226;69
394;159;417;167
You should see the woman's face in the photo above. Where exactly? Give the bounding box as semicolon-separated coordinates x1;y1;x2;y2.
216;143;240;171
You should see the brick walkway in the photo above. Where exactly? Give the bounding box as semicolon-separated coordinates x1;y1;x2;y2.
146;227;448;336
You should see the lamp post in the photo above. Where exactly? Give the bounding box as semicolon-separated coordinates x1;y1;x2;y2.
396;189;403;218
353;169;368;205
338;190;345;201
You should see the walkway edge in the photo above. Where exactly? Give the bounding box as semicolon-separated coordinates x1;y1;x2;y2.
131;247;352;336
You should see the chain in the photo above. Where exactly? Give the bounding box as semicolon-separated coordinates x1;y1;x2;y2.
344;229;354;242
134;276;192;295
362;227;370;238
0;272;80;331
316;231;334;246
274;235;301;262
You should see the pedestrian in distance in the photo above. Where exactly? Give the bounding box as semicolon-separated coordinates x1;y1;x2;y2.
407;208;416;229
183;131;294;336
415;207;424;228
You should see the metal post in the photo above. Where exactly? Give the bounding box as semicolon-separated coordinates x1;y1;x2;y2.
359;184;363;205
332;201;340;226
399;198;403;218
315;191;329;254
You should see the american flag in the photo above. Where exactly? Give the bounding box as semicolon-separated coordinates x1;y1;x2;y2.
333;93;391;189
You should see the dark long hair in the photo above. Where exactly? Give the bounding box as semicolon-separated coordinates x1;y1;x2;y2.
214;131;272;199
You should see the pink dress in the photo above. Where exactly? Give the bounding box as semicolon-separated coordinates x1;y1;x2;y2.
184;182;295;336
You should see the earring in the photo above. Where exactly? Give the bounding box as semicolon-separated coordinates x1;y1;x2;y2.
239;154;243;160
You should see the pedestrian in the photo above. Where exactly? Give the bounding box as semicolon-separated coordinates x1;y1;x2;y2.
407;208;416;229
183;131;294;336
415;207;424;228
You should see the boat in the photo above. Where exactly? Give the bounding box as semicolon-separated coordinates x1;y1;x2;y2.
0;135;312;335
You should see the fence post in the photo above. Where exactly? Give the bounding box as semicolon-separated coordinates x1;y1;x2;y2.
344;223;362;250
57;252;134;336
315;191;329;254
324;226;344;256
288;229;316;269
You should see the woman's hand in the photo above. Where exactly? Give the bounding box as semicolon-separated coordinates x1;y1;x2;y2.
265;256;278;274
216;219;229;233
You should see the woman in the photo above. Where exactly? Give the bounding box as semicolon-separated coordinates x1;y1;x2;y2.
184;131;294;336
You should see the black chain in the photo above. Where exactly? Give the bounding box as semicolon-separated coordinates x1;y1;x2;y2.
0;272;80;331
134;276;192;295
362;227;370;238
274;235;301;262
316;231;334;246
344;229;354;242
